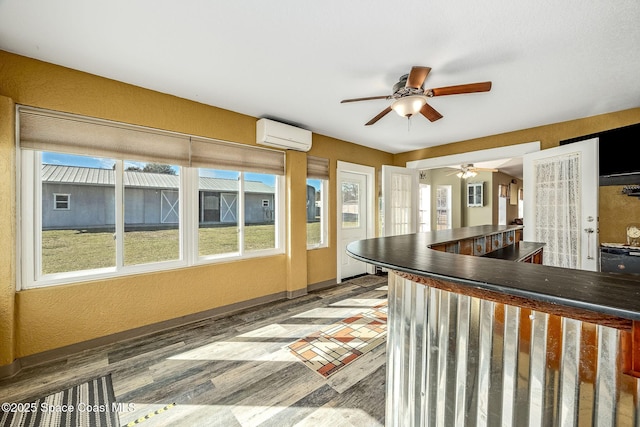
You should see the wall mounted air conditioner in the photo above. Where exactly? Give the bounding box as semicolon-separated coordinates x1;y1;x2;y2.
256;118;312;152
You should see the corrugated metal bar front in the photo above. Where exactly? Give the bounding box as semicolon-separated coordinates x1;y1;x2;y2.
386;272;640;427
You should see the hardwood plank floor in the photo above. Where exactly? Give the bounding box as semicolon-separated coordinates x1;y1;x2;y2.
0;274;388;426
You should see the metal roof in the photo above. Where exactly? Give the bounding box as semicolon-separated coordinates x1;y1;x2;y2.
42;164;275;193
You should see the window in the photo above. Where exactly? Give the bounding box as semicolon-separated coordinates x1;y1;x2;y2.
518;188;524;219
53;193;70;210
307;156;329;249
244;172;278;252
436;185;451;230
124;161;181;266
38;153;117;275
18;106;284;288
467;182;483;207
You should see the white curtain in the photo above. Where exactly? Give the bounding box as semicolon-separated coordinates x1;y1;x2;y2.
533;153;581;268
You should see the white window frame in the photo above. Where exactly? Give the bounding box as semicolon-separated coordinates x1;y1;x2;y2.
18;153;285;290
53;193;70;210
192;169;284;263
467;182;484;207
307;178;328;250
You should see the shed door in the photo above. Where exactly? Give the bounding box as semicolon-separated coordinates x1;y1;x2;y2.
221;193;238;223
161;190;179;224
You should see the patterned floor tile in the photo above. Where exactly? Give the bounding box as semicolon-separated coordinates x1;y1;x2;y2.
287;302;387;378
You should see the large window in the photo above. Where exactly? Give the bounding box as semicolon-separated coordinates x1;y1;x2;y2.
18;106;284;288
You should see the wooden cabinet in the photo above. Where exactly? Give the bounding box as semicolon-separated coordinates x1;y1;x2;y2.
426;227;541;266
522;248;544;264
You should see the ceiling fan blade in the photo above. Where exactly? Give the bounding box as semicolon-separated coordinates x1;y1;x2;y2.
340;95;391;103
429;81;492;97
419;102;443;122
405;66;431;89
365;106;393;126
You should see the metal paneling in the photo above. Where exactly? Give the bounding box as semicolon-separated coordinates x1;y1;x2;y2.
386;271;640;427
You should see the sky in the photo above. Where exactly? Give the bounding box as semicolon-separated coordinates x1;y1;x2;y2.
42;152;280;187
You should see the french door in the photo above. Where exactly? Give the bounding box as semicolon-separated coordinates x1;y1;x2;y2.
381;165;419;236
523;138;599;271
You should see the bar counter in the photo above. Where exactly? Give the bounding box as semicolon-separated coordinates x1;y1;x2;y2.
346;225;640;427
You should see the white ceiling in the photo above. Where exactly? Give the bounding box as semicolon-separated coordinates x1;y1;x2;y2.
1;0;639;161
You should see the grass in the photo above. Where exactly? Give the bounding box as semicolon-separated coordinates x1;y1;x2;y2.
41;224;278;275
307;221;321;246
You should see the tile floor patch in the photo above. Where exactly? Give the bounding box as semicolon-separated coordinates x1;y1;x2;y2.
286;302;387;378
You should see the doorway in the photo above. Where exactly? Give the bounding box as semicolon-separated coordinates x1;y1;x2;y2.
336;161;375;282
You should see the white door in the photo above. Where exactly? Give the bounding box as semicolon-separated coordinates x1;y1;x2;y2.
381;165;419;236
523;138;599;271
339;171;368;279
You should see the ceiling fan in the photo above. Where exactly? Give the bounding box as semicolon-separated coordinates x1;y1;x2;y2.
340;66;492;126
447;163;498;179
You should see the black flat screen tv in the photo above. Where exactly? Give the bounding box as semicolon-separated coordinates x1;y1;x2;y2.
560;123;640;186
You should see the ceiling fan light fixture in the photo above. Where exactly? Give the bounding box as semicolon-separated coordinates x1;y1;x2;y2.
391;96;427;118
457;170;477;179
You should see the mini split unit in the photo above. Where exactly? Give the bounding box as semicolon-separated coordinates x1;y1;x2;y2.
256;118;312;152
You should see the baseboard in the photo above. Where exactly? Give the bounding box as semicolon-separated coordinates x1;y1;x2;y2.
1;290;290;380
0;359;22;379
307;278;337;292
287;288;308;299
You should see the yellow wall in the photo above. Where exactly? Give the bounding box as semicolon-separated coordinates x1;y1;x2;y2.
0;96;16;366
1;48;639;371
600;186;640;243
0;50;391;366
396;109;640;241
394;109;640;166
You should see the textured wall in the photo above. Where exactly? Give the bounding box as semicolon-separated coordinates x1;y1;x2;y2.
395;108;640;244
0;50;391;362
0;96;16;366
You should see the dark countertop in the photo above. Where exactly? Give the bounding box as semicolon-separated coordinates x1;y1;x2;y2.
346;225;640;322
483;241;545;262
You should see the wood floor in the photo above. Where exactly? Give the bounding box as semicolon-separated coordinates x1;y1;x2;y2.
0;274;388;426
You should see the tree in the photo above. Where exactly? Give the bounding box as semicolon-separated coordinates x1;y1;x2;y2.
139;163;176;175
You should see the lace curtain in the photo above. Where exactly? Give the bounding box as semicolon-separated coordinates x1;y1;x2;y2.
533;153;581;268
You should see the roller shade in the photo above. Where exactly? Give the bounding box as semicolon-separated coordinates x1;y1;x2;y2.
307;156;329;180
19;107;285;175
190;137;285;175
19;107;191;166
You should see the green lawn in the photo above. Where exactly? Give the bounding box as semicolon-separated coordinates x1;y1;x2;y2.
41;224;278;275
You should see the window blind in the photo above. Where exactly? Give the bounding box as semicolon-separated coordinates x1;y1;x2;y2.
19;107;191;166
190;136;284;175
307;156;329;180
19;106;285;175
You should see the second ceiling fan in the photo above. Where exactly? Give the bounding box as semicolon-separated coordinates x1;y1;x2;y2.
341;66;492;126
